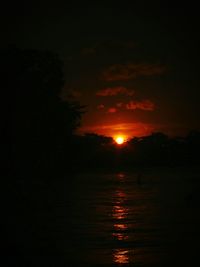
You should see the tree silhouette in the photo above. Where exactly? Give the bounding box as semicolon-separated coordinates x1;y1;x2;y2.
2;47;83;176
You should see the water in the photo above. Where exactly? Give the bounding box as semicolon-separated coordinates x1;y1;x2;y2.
58;168;200;266
9;168;200;266
68;172;160;266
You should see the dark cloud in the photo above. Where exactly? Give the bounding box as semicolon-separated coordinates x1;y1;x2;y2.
96;99;155;113
102;63;166;81
97;104;105;109
116;102;123;107
96;86;134;96
126;100;155;111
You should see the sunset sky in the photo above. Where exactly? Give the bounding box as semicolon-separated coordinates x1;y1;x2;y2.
3;1;200;138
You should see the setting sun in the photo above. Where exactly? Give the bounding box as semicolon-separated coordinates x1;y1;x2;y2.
115;136;125;145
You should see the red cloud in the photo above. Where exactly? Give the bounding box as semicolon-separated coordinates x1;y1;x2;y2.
108;107;117;113
96;86;134;96
126;100;155;111
97;104;105;109
116;102;123;107
102;63;165;81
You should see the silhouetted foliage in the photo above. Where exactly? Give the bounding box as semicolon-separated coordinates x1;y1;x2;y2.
72;131;200;170
2;47;83;177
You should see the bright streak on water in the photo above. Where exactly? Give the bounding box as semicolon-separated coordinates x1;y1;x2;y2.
61;169;200;266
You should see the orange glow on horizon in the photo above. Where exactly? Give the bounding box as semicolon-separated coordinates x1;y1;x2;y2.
78;121;155;140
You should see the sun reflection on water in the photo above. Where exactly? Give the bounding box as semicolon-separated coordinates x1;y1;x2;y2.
114;223;128;230
114;249;129;264
112;174;131;264
113;205;128;220
117;173;125;181
112;232;129;241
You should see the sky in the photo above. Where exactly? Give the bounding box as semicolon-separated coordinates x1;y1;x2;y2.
2;1;200;138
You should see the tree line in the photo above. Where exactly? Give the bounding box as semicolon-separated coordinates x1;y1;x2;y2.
2;47;200;179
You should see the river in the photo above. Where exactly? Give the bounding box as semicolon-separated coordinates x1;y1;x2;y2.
7;167;200;266
58;167;200;266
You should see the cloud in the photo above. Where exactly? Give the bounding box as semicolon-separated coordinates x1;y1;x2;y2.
126;100;155;111
108;107;117;113
78;122;155;138
116;102;123;107
96;86;134;96
97;104;105;109
96;99;155;112
102;63;166;81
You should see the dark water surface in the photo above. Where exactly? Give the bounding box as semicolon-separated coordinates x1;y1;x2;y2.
5;168;200;266
62;168;200;266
